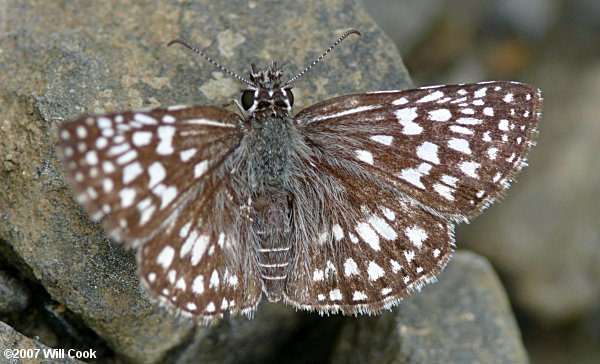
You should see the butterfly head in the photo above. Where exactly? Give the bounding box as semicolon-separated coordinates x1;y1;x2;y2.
168;29;360;117
240;62;294;114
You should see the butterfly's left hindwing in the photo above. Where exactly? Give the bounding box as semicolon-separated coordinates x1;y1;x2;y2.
137;190;263;324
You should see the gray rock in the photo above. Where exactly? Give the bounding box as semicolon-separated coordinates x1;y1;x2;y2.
0;321;83;364
0;271;30;314
461;62;600;323
330;251;529;364
0;0;415;363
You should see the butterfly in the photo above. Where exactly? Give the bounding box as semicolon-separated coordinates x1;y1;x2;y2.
58;29;542;325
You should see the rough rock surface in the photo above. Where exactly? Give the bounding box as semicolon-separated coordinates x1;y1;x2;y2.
331;251;528;364
0;321;83;364
0;271;30;314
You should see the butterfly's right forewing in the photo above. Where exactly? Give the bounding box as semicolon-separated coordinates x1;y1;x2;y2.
296;82;541;221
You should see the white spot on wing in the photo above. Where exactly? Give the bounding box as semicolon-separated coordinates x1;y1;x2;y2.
356;222;380;250
186;302;197;311
132;131;153;147
367;261;385;281
416;142;440;164
116;149;138;165
175;277;186;291
390;259;402;273
392;97;408;105
123;162;144;184
344;258;359;276
119;187;136;208
180;148;197;162
405;226;428;248
191;235;209;266
428;109;451;121
148;162;166;189
194;160;208;178
395;107;423;135
313;269;324;282
102;178;114;193
102;161;115;174
76;126;87;138
370;135;393;146
329;289;342;301
459;161;480;178
96;137;108;149
433;183;455;201
448;138;472;154
180;221;192;238
450;125;474;135
184;118;236;128
381;206;396;221
457;117;482;125
162;114;176;123
139;203;156;226
355;150;374;165
417;90;444;103
134;113;158;125
152;184;177;209
368;215;398;240
157;126;176;155
311;105;380;122
474;87;487;98
332;224;344;241
157;245;175;269
441;174;458;187
399;163;432;189
353;291;368;301
209;270;219;289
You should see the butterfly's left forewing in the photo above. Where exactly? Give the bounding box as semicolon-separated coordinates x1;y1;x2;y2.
58;106;243;245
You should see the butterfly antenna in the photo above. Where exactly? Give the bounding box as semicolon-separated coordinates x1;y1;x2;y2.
284;29;362;87
168;39;255;87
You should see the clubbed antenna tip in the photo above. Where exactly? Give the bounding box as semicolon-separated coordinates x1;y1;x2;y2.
284;29;362;87
167;38;254;86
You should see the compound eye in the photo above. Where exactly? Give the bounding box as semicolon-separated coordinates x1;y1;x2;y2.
241;90;255;110
285;89;294;107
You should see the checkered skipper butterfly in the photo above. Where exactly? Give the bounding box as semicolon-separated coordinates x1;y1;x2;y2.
58;30;542;325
